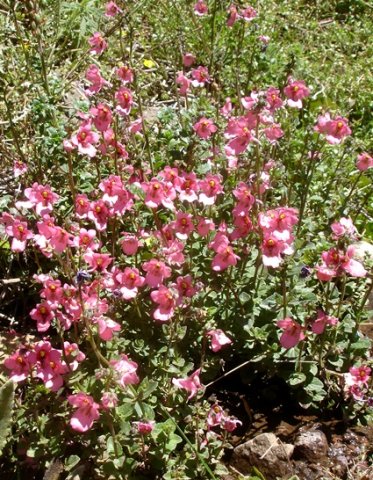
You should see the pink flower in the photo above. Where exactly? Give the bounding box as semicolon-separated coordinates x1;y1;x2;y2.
151;285;177;321
264;123;284;143
349;365;371;385
314;113;351;144
207;404;224;428
90;103;112;132
284;80;310;108
88;200;110;231
224;116;255;155
191;66;210;87
193;117;217;139
240;6;257;22
111;354;140;387
194;1;208;16
183;53;196;67
277;318;305;349
331;217;357;240
40;278;63;306
259;208;298;239
115;87;133;116
342;246;367;277
121;233;140;255
227;5;238;27
13;160;28;177
142;179;166;209
316;265;336;282
63;342;85;371
177;172;199;202
19;183;59;216
71;125;100;157
197;217;215;237
85;64;107;96
5;218;33;252
105;1;121;17
101;392;118;409
172;368;203;400
199;174;223;205
117;65;134;84
75;228;98;251
223;417;242;432
96;316;121;341
311;310;338;334
4;348;32;382
212;244;240;272
266;87;283;110
75;194;90;218
143;259;172;288
220;97;233;117
116;267;145;299
84;251;112;272
176;275;197;298
261;235;288;268
88;32;108;55
356;152;373;171
30;302;54;332
173;211;194;240
134;421;155;435
176;72;191;96
206;329;232;352
68;393;100;432
258;35;270;44
28;341;67;391
49;227;72;253
318;246;367;279
162;240;185;266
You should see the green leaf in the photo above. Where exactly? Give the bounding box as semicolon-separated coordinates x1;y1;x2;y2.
0;379;14;455
65;455;80;471
289;372;307;385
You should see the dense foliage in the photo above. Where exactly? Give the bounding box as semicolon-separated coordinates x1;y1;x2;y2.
0;1;372;479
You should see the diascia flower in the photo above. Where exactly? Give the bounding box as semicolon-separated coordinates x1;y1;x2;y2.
311;310;338;334
199;174;223;205
176;72;191;96
356;152;373;171
30;302;55;332
110;354;140;387
183;52;196;67
150;285;177;321
314;113;351;144
172;368;203;400
206;329;232;352
85;64;108;96
88;32;108;55
284;79;310;108
194;1;208;16
105;1;121;17
5;218;33;252
193;118;217;139
143;259;172;287
71;124;100;157
67;393;100;432
277;318;305;349
191;66;210;87
4;348;32;382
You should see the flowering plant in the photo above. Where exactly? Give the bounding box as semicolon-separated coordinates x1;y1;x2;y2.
0;1;371;478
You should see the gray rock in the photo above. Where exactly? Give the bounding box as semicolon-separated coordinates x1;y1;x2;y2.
230;432;294;480
294;430;328;462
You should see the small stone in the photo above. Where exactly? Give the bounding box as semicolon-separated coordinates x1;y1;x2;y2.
294;430;328;462
230;433;294;480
